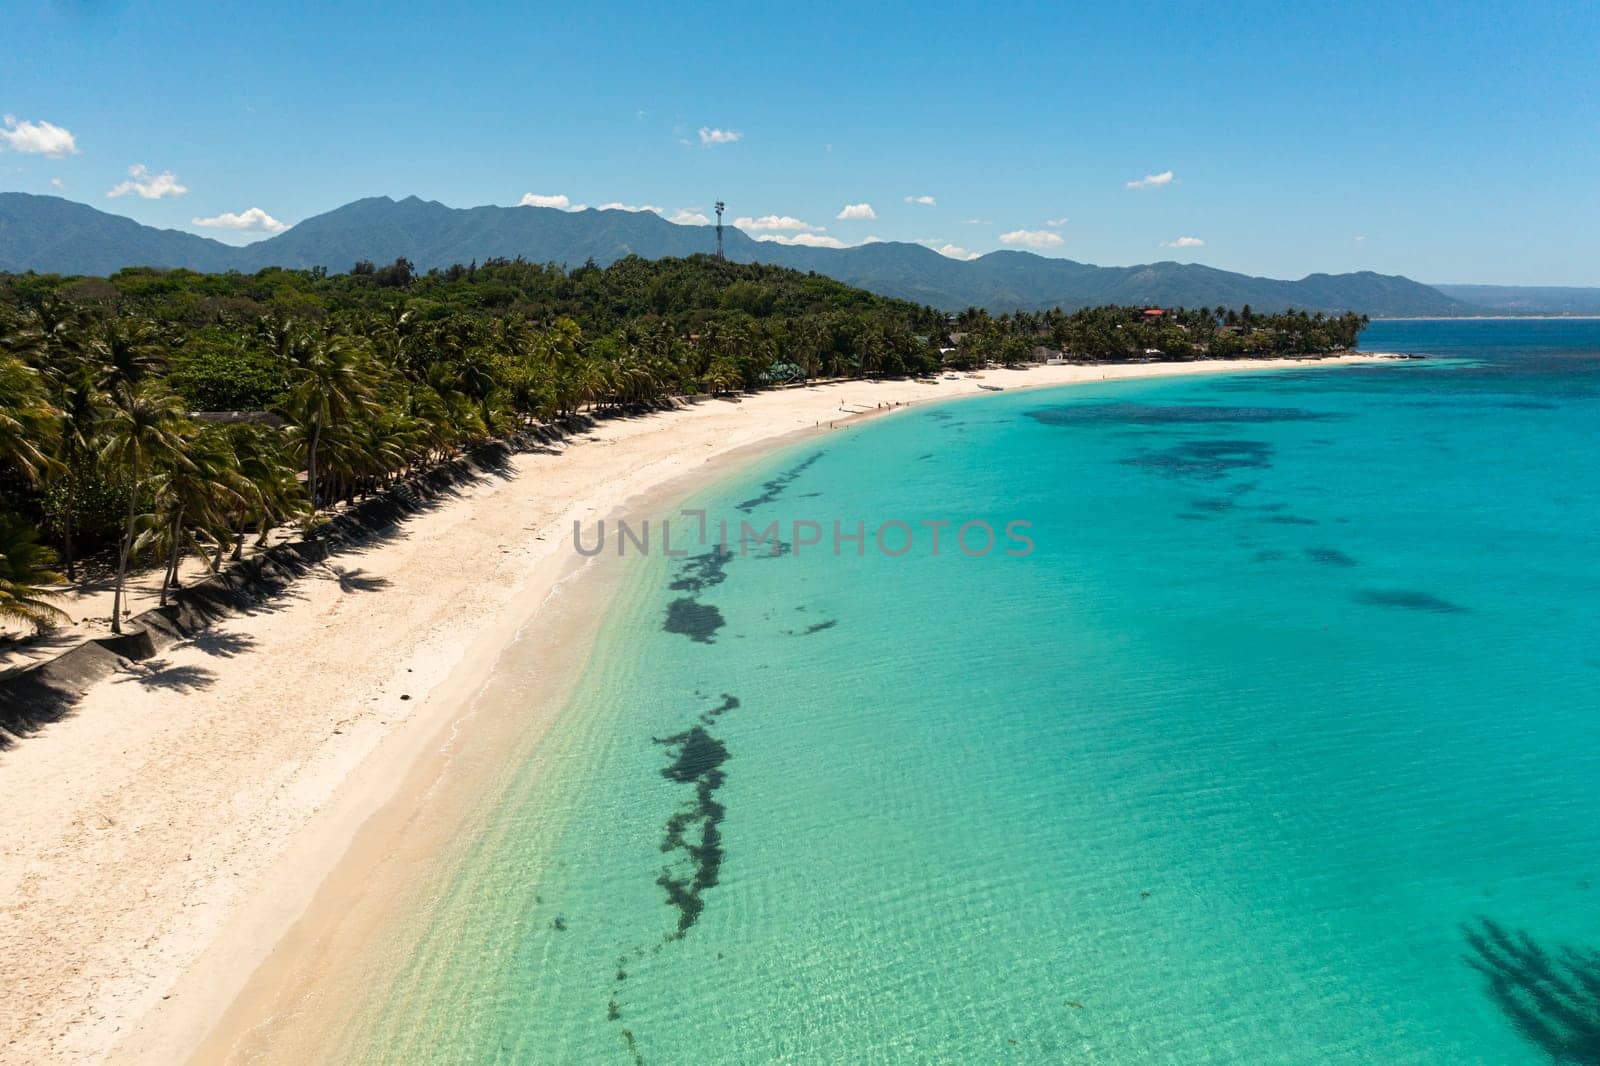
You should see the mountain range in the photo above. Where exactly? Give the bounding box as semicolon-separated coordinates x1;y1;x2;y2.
1429;284;1600;317
1;191;1575;317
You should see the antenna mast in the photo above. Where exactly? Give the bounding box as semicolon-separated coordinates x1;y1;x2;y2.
714;200;726;259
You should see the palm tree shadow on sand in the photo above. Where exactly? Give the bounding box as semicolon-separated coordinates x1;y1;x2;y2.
1463;917;1600;1063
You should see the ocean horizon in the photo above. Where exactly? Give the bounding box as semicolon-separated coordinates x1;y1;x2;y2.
337;319;1599;1063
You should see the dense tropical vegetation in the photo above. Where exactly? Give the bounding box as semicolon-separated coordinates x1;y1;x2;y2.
945;304;1368;369
0;254;1365;636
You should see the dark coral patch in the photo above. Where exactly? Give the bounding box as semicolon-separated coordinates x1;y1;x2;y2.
1305;547;1358;567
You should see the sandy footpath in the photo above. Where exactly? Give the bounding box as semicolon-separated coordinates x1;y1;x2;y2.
0;356;1382;1064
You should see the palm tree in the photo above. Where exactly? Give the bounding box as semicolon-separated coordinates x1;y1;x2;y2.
286;336;374;509
0;316;59;483
225;423;304;558
144;426;245;606
47;368;111;581
93;318;166;404
99;385;192;633
0;514;68;634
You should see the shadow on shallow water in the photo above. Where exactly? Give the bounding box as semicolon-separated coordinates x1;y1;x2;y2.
1354;588;1469;614
1464;917;1600;1063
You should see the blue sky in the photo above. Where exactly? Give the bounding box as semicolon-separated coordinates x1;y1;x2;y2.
3;0;1598;284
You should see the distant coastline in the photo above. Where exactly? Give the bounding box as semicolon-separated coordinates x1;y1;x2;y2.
1372;314;1600;321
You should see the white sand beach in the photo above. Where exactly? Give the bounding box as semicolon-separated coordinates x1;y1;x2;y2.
0;356;1384;1064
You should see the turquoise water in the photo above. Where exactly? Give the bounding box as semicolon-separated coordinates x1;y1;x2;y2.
358;321;1600;1064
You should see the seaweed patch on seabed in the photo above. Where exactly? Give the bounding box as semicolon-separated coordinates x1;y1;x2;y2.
668;546;732;593
1121;439;1274;481
663;598;725;643
664;548;733;642
604;693;743;1062
698;693;739;723
735;451;824;513
653;724;730;937
1305;547;1358;567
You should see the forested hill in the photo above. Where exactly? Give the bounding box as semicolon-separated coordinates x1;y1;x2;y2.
1;192;1472;317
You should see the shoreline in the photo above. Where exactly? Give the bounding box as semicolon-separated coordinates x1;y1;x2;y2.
0;355;1386;1065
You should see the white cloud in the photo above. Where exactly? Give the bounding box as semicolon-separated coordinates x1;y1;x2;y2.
598;201;663;213
669;208;711;225
1161;235;1204;248
50;177;63;188
836;202;877;220
1354;234;1367;242
998;228;1065;249
0;116;78;157
1126;170;1175;189
1046;216;1069;226
699;127;741;146
518;192;584;210
961;217;990;225
938;243;979;261
107;164;188;199
904;194;936;206
192;207;288;233
736;214;824;232
755;233;848;248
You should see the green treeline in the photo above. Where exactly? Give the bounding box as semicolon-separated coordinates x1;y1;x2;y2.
0;254;1366;634
946;305;1368;368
